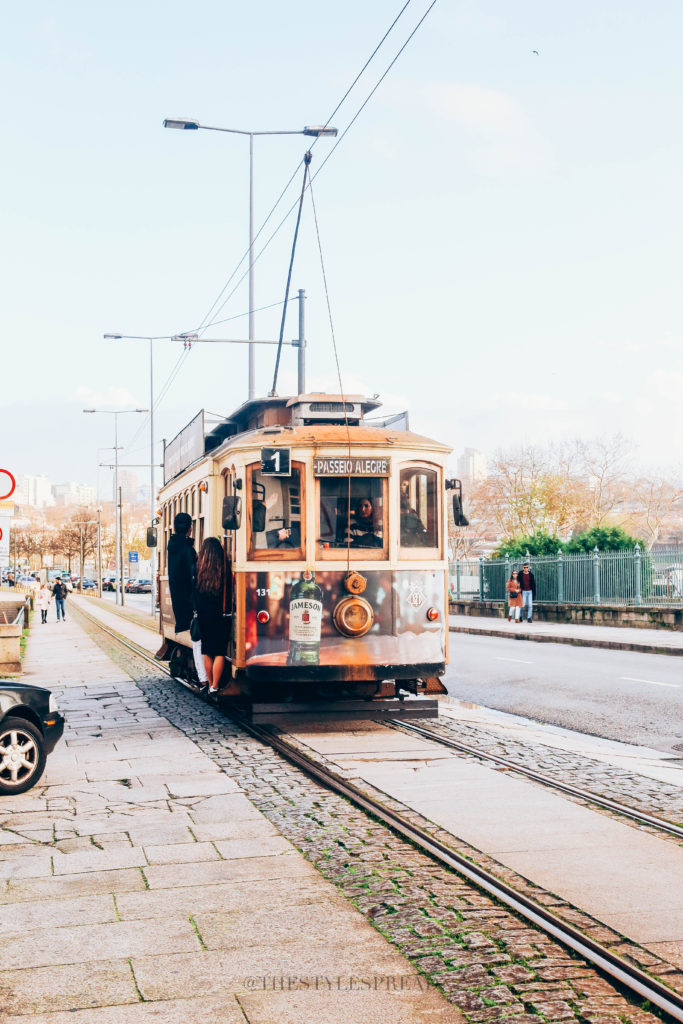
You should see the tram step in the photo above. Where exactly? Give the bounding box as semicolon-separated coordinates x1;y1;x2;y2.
248;698;439;724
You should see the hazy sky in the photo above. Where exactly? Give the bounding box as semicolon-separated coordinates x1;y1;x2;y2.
2;0;682;494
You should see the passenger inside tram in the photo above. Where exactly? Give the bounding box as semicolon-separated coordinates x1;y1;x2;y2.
400;490;429;546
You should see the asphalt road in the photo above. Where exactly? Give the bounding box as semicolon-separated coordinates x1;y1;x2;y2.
446;634;683;755
100;590;156;615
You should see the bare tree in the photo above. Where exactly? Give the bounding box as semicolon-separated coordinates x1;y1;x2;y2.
626;474;683;547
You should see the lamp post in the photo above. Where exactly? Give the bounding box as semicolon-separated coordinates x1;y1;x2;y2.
163;117;337;400
104;334;165;616
83;409;147;606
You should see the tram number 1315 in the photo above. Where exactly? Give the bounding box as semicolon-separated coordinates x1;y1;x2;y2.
260;447;291;476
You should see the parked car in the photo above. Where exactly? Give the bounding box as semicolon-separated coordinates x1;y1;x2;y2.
80;578;96;591
0;683;65;794
102;577;116;592
127;578;151;594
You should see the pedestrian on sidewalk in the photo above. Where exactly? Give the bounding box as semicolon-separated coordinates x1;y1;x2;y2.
36;583;51;624
52;578;68;622
506;571;522;623
167;512;208;687
520;562;536;623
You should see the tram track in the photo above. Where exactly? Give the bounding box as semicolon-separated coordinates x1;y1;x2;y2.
74;604;683;1023
387;718;683;841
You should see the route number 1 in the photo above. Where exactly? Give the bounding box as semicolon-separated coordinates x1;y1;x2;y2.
261;447;291;477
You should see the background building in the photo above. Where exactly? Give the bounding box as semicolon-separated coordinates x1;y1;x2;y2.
457;448;488;484
53;481;96;507
16;474;55;508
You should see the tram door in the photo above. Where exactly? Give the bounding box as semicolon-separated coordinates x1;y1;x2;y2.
223;469;236;660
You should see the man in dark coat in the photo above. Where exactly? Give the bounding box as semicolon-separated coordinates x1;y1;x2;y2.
520;562;536;623
167;512;197;633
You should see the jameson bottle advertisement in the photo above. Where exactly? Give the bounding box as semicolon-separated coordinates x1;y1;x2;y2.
287;570;323;665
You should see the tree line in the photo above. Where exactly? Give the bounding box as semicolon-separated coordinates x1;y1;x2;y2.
450;434;682;559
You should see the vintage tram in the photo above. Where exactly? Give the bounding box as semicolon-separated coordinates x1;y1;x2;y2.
156;393;465;706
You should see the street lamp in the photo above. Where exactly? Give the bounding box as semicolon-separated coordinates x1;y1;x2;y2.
104;333;167;616
83;408;147;606
163;117;337;400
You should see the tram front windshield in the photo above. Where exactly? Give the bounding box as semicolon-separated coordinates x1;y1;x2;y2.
319;478;385;551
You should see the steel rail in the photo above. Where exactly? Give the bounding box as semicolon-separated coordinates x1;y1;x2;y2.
388;719;683;841
75;606;683;1023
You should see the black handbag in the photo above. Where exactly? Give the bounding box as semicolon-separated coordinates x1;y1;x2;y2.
190;613;201;642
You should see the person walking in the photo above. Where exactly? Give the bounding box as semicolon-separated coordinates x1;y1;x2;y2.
36;583;51;624
52;578;68;622
520;562;536;623
194;537;237;698
167;512;208;688
506;570;523;623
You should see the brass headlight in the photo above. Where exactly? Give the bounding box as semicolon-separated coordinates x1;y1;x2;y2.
333;596;374;637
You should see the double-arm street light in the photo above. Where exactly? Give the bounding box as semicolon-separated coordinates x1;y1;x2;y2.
103;334;167;615
163;117;337;400
83;408;147;606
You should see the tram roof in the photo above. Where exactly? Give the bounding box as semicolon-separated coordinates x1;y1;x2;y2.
211;421;452;457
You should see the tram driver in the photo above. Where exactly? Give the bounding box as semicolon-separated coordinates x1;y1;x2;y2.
340;496;383;548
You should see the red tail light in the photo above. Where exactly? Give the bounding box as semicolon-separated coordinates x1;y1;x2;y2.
257;610;270;624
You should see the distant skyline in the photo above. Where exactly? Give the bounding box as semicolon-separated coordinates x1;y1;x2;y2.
2;0;682;493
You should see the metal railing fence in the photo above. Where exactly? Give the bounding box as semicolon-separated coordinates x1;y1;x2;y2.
449;546;683;607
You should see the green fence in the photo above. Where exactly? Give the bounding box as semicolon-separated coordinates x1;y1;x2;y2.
449;546;683;607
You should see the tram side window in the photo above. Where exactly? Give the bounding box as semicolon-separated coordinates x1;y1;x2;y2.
249;466;303;555
400;467;438;548
319;478;385;551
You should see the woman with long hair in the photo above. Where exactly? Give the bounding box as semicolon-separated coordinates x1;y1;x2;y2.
506;570;523;623
195;537;235;696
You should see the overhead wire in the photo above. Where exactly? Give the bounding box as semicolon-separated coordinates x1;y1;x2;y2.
123;0;438;458
308;172;353;573
196;0;415;335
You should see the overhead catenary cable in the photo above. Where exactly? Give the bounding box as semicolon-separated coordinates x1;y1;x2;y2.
200;0;439;335
308;172;354;572
123;0;439;452
195;0;416;335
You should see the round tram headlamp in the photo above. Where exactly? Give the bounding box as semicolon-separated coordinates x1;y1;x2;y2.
257;610;270;624
333;596;374;638
426;607;439;622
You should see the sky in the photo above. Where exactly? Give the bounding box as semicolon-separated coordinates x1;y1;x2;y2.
2;0;682;496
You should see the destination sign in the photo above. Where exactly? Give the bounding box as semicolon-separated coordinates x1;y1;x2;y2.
313;457;390;477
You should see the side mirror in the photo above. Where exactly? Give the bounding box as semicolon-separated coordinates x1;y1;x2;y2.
222;495;242;531
146;527;157;548
252;500;266;533
447;479;469;527
453;495;469;528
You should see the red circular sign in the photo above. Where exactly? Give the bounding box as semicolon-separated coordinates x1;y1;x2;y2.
0;470;16;501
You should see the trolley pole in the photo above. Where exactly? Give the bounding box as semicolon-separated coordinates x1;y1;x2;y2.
297;289;306;395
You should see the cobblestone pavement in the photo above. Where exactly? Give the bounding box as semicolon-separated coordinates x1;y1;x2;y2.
415;717;683;830
73;612;679;1024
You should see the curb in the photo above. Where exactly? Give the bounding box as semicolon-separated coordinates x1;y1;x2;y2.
448;625;683;657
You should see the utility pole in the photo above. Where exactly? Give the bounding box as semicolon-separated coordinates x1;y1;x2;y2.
118;487;125;607
97;508;102;599
297;289;306;394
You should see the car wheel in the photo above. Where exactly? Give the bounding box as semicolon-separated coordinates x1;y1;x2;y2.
0;718;47;794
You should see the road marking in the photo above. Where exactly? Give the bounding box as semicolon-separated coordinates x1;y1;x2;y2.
620;676;680;689
496;657;533;664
